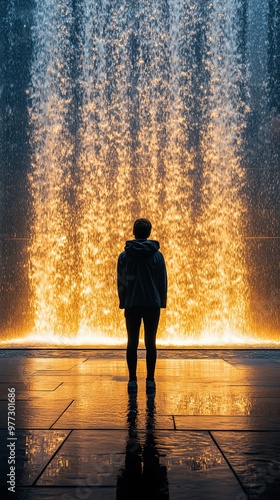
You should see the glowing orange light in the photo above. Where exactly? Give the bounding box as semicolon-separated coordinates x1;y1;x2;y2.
3;0;279;348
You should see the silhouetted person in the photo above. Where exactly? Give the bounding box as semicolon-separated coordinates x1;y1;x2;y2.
116;393;169;499
117;218;167;394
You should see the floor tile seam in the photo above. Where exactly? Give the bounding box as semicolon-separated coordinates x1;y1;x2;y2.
52;427;176;431
31;429;74;486
0;385;63;392
173;414;279;418
3;485;115;489
31;372;90;376
34;360;89;374
30;373;122;377
0;398;60;401
52;382;64;392
0;427;72;431
0;389;62;392
0;348;279;353
51;426;131;432
0;398;74;405
206;430;280;433
46;427;280;432
175;409;280;415
169;422;280;431
230;369;280;373
49;400;75;429
226;364;280;367
208;430;249;496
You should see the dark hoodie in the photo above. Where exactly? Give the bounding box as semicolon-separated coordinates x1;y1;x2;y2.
117;239;167;309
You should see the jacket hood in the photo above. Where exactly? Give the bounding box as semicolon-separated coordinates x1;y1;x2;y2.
124;239;159;258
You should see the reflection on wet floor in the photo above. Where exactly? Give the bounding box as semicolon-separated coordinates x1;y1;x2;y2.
116;394;169;499
0;430;70;485
0;349;279;499
212;431;280;500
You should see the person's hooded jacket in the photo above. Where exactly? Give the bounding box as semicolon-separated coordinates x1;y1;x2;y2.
117;239;167;309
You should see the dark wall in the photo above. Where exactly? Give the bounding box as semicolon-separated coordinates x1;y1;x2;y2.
0;0;34;335
245;0;280;336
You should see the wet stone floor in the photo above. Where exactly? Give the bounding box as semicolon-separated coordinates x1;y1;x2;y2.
0;348;280;499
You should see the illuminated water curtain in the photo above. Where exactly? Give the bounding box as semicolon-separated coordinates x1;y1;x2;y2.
27;0;254;346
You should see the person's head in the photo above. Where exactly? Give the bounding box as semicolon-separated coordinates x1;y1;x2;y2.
133;218;152;239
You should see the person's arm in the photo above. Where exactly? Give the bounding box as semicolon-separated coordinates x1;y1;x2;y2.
159;254;167;308
117;253;126;309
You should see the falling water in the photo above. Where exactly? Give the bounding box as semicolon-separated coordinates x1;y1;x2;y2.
27;0;254;346
28;0;79;338
195;0;249;342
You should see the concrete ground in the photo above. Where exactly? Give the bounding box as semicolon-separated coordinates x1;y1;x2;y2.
0;348;280;500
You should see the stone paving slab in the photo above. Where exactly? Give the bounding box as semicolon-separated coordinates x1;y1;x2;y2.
35;430;244;499
48;383;280;418
0;349;279;499
0;486;116;499
36;430;127;486
0;391;61;400
0;379;64;391
0;431;70;486
212;431;280;500
0;400;73;429
0;358;86;377
52;396;174;429
174;415;280;431
158;394;280;417
225;358;280;367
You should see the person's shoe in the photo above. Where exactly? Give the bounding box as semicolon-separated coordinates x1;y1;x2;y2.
127;380;138;393
146;379;156;394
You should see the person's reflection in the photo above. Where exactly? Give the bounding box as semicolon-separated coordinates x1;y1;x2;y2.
116;393;169;499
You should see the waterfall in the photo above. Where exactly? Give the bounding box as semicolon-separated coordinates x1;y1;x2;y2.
29;0;78;337
197;0;249;341
28;0;251;345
